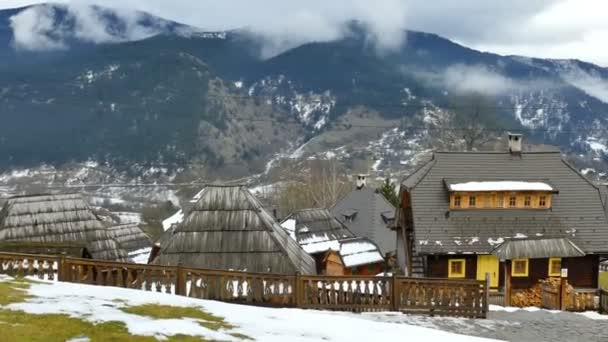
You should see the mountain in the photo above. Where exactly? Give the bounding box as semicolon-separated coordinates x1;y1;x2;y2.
1;3;607;188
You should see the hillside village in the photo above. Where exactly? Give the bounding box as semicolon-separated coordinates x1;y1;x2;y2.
2;1;608;341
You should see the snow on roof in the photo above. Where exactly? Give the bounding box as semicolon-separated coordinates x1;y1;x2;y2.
129;247;152;264
446;180;554;192
280;218;297;240
162;209;183;231
339;238;384;268
302;240;341;254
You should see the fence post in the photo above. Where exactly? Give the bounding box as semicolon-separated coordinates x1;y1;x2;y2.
560;277;568;311
504;261;511;306
483;272;490;317
294;272;302;308
391;273;400;312
175;264;186;296
57;256;65;282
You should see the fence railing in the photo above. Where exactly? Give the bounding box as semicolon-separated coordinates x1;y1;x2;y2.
599;289;608;314
541;284;561;310
0;252;489;318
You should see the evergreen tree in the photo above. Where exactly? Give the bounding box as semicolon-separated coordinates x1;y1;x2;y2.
378;177;399;207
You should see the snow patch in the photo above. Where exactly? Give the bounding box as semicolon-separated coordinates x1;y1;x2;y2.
448;181;553;192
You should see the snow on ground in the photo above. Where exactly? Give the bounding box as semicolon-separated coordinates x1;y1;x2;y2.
4;277;499;342
490;305;560;314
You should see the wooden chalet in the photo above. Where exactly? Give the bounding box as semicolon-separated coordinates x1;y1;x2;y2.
0;194;128;261
331;175;396;255
157;185;317;274
281;208;385;275
394;134;608;295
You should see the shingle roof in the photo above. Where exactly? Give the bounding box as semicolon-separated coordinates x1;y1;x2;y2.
405;151;608;255
338;237;384;268
0;194;128;261
280;208;354;255
492;237;585;260
331;187;396;255
158;185;317;274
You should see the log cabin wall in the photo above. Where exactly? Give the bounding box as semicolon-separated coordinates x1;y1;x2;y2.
322;251;345;276
449;191;552;209
428;254;598;289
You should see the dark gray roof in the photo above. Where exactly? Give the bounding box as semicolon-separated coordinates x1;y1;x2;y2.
492;238;585;260
403;151;608;255
280;208;354;254
331;186;396;255
158;185;316;274
0;194;128;261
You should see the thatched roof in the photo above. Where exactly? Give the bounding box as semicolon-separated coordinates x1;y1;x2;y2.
158;185;317;274
281;208;354;254
0;194;128;261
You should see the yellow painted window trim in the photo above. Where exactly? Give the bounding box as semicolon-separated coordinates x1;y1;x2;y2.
548;257;561;277
448;259;466;278
512;258;529;277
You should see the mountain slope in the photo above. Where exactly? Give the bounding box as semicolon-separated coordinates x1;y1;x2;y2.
1;3;607;183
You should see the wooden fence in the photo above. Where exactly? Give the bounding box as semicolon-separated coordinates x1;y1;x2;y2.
541;283;561;310
0;252;489;318
600;289;608;314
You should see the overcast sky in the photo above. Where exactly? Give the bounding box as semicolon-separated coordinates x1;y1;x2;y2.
2;0;608;66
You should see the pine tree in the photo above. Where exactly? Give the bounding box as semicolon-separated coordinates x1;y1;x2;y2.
378;177;399;207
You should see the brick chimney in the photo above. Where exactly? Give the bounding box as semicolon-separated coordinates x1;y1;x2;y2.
508;132;523;154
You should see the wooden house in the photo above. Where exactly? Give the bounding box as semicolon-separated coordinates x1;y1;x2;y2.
281;209;385;275
107;223;153;264
0;194;128;261
394;134;608;294
157;185;316;274
331;175;396;255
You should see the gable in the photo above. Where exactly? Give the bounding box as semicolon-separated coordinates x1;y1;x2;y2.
409;152;608;254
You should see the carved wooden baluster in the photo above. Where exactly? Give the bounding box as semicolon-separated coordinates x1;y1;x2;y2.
105;268;114;286
95;267;104;286
154;270;162;292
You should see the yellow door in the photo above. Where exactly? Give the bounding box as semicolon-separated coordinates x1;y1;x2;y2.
477;255;499;288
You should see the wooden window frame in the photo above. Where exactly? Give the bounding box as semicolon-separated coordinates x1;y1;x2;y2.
524;195;531;207
539;195;547;208
511;259;529;277
469;195;477;207
448;259;466;278
454;195;461;208
548;258;561;277
509;195;517;208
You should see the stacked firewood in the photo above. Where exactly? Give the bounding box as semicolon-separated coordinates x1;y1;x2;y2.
511;282;543;307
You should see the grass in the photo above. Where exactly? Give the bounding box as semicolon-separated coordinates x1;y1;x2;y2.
121;304;236;331
600;272;608;290
0;278;252;341
0;278;31;305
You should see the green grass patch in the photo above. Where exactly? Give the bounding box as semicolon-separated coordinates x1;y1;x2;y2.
600;272;608;290
121;304;234;331
0;278;31;305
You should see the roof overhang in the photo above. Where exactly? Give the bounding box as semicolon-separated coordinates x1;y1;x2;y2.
444;179;558;193
491;238;584;260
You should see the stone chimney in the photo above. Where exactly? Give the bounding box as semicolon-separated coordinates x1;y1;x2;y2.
355;174;368;189
508;132;523;154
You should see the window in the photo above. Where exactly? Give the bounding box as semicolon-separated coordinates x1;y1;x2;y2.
548;258;561;277
539;196;547;207
512;259;529;277
469;195;477;207
448;259;466;278
524;196;531;207
497;194;504;208
509;196;517;208
454;195;461;208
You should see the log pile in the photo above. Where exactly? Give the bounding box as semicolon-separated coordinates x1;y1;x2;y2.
511;282;543;307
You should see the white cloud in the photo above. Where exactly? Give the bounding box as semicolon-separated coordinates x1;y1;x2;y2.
441;64;518;95
9;3;166;51
560;67;608;103
2;0;608;66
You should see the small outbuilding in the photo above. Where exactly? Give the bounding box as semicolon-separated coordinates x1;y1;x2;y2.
157;185;316;274
0;194;128;261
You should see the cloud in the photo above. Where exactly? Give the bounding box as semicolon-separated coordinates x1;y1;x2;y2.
561;67;608;103
9;3;165;51
440;64;519;96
